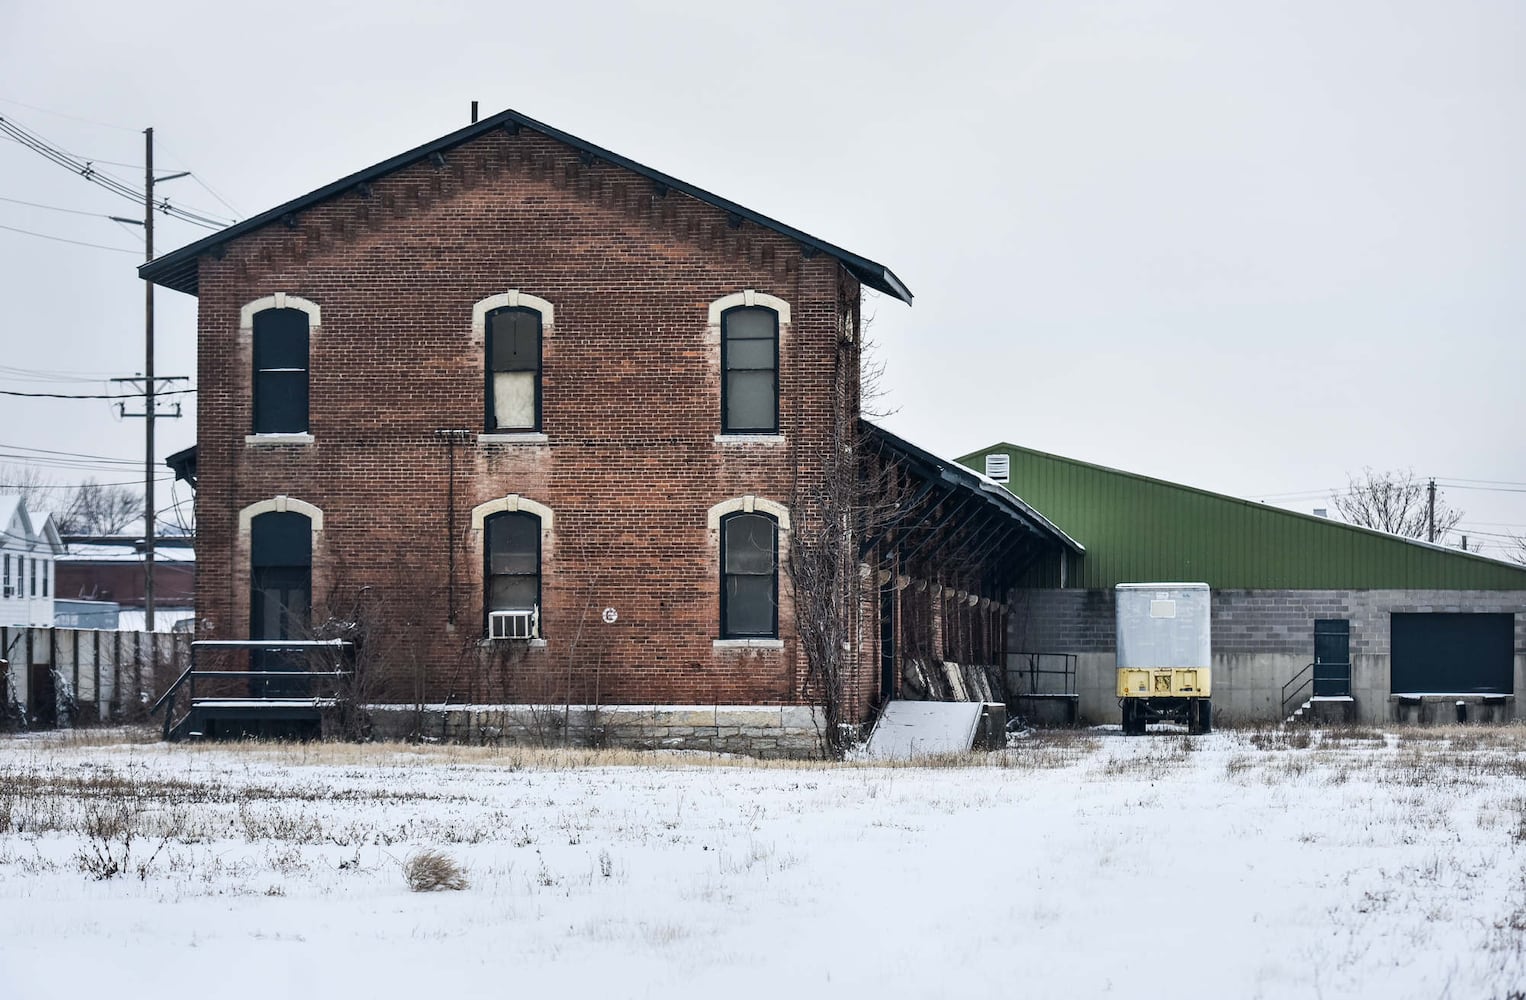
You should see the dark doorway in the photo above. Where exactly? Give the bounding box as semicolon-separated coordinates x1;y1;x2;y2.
1391;613;1514;695
28;661;56;727
250;512;312;697
1313;619;1350;697
879;583;897;704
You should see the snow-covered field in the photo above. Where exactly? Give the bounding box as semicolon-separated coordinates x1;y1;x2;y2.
2;726;1523;999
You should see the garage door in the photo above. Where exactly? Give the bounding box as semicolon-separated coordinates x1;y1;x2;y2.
1391;613;1514;695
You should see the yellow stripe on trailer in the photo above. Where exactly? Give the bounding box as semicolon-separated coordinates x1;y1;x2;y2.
1116;668;1211;698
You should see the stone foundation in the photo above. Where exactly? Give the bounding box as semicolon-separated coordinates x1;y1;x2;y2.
364;703;827;758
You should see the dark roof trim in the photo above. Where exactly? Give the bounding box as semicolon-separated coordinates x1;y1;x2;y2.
862;420;1084;555
165;444;196;490
140;108;913;304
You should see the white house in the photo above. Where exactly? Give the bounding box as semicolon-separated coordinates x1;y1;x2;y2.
1;496;63;626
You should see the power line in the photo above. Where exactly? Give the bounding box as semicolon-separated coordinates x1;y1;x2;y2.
0;194;123;218
0;443;143;463
0;115;236;230
0;367;119;383
0;477;170;490
0;386;195;400
0;221;140;254
157;137;242;217
0;97;139;133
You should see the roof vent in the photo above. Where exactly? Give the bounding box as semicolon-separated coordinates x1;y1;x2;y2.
1313;508;1328;518
984;454;1010;483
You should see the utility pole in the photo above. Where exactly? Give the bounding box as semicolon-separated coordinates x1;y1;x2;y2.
120;126;189;631
144;127;154;632
1426;478;1437;543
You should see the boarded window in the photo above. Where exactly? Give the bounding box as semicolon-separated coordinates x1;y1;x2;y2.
485;511;542;630
722;512;777;638
486;308;541;431
722;307;778;433
252;308;310;434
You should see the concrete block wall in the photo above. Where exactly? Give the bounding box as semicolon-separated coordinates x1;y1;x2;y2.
1011;588;1526;726
366;703;826;758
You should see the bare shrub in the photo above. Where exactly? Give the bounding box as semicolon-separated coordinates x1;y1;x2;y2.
403;849;468;892
75;800;167;880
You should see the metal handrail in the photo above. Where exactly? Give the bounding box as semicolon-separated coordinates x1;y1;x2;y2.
150;663;195;716
152;639;356;739
1281;663;1314;721
1282;661;1354;720
1008;651;1078;698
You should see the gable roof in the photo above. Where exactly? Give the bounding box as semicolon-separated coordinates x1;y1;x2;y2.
0;495;63;555
958;441;1526;590
140;108;913;304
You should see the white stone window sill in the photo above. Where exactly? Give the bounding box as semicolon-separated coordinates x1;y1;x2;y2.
713;638;784;650
246;433;315;446
479;432;549;445
715;434;784;445
479;637;548;648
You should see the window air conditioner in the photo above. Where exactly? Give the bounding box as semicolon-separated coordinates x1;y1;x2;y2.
489;607;539;640
1;586;12;598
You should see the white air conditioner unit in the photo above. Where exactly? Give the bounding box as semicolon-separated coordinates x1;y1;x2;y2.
488;607;539;640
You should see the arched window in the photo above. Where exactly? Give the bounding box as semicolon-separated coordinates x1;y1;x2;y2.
252;308;311;434
721;306;779;433
485;307;542;432
485;511;541;638
721;511;778;638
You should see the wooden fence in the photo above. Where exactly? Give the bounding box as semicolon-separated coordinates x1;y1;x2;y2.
0;625;191;730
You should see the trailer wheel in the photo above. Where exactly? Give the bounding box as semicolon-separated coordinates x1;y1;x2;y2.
1200;699;1212;734
1121;701;1136;736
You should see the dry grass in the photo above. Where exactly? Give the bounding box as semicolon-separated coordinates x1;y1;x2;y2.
403;849;469;892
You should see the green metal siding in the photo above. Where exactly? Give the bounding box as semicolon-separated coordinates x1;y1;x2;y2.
958;443;1526;591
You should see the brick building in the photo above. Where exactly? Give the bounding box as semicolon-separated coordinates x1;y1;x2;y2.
143;109;1062;750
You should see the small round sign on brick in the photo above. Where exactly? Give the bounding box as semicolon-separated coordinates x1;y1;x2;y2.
601;607;618;624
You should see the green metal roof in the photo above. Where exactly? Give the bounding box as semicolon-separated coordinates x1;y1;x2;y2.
957;442;1526;591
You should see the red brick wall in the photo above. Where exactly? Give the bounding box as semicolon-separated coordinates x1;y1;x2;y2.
56;560;194;609
191;129;871;710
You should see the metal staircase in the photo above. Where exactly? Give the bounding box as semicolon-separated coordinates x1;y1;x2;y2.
1281;660;1353;725
152;639;354;741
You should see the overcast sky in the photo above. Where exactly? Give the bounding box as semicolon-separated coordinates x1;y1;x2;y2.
2;0;1522;556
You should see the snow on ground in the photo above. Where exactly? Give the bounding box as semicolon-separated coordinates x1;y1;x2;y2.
1;726;1524;999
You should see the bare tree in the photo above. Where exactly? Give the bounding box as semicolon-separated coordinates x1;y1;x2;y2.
0;469;144;535
1506;533;1526;566
0;465;57;511
1332;468;1463;542
56;480;144;535
786;286;906;758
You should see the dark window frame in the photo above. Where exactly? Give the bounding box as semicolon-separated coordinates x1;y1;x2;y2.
720;305;779;434
484;306;543;433
483;510;543;637
251;307;311;435
720;510;779;639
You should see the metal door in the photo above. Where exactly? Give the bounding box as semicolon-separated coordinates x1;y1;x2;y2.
1313;619;1350;697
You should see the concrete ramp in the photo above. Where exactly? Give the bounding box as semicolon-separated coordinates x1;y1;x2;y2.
861;701;985;760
